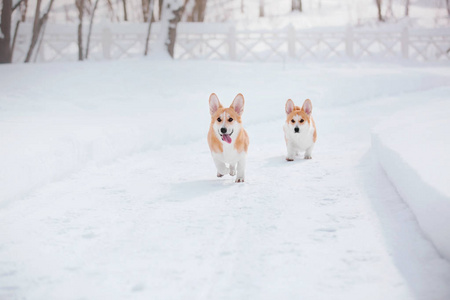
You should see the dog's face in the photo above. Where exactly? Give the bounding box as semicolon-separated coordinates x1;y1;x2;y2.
285;99;312;134
209;93;244;144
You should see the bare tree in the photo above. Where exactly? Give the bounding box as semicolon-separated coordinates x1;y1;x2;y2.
167;0;186;57
105;0;119;21
24;0;55;62
447;0;450;16
85;0;100;59
158;0;163;20
122;0;128;21
157;0;187;58
191;0;207;22
76;0;85;61
375;0;383;21
144;0;156;55
12;0;26;11
11;20;21;60
405;0;410;16
292;0;302;12
0;0;12;63
17;0;28;21
142;0;150;22
2;0;29;63
259;0;264;17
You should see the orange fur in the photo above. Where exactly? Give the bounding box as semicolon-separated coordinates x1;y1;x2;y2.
234;128;249;153
207;127;223;153
285;102;317;142
208;106;248;153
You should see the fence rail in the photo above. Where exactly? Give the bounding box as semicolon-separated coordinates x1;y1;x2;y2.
12;22;450;63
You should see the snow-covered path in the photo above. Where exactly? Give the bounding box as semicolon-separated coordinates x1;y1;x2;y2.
1;61;450;299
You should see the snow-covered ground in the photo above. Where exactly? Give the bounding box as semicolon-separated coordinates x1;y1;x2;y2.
372;94;450;261
1;59;450;299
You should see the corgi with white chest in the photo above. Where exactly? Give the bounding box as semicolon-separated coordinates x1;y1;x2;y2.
208;93;249;183
283;98;317;161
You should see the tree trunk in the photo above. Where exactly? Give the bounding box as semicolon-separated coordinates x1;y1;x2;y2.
404;0;410;16
76;0;85;61
144;0;156;55
18;0;28;21
158;0;164;20
12;0;26;11
122;0;128;21
375;0;383;21
155;0;186;58
447;0;450;16
142;0;149;22
105;0;115;21
166;1;186;58
259;0;264;17
292;0;302;12
0;0;12;63
33;19;48;62
24;0;55;63
192;0;207;22
11;20;21;61
25;0;43;62
85;0;100;59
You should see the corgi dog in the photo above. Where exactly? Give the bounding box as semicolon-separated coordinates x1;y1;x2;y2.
283;98;317;161
208;93;249;183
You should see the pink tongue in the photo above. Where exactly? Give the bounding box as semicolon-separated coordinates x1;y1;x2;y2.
222;134;232;144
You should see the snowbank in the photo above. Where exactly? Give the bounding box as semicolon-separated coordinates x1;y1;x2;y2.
372;99;450;261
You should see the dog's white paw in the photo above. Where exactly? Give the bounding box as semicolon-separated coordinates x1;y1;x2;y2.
304;155;312;159
229;169;236;176
235;178;245;183
217;167;230;177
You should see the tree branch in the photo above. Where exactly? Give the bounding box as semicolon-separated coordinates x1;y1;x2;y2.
12;0;26;12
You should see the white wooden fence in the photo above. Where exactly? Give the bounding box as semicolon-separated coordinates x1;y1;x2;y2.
12;22;450;63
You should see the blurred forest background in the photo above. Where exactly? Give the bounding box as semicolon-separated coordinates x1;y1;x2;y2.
1;0;449;63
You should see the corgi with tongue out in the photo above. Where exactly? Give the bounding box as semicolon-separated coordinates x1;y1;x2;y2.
208;93;249;183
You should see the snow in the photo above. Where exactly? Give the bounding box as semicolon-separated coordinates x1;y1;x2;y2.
1;59;450;299
372;94;450;261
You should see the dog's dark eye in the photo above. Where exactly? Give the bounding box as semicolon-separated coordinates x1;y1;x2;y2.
228;118;233;122
217;117;222;122
291;119;295;123
300;119;304;123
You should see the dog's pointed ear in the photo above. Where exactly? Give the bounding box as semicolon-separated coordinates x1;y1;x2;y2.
285;99;295;115
231;93;245;116
302;99;312;115
209;93;222;115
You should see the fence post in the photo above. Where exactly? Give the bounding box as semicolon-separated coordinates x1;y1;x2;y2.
102;27;112;60
401;27;409;59
288;25;296;58
346;26;354;58
229;25;236;60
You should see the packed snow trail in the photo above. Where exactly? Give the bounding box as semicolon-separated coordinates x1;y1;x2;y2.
1;95;450;300
1;61;450;299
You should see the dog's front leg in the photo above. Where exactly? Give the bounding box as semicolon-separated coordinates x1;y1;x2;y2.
213;157;229;177
229;164;237;176
235;157;246;183
286;142;297;161
304;144;314;159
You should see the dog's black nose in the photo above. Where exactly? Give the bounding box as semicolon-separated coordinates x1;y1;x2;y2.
220;128;227;134
294;127;299;133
